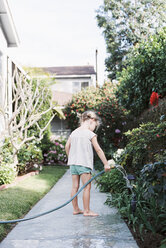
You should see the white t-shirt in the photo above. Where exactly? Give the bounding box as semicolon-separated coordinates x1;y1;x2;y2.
67;128;96;170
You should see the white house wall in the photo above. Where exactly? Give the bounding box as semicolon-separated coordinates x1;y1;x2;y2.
0;26;8;134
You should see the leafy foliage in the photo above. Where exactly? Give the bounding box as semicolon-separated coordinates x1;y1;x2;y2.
0;139;17;185
116;28;166;116
17;142;43;175
64;82;126;154
105;161;166;243
95;168;126;193
97;0;166;79
140;161;166;207
119;121;166;172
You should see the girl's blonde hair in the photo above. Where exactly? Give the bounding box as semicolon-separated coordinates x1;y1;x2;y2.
79;110;101;129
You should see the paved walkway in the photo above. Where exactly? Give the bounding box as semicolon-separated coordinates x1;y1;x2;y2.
0;170;138;248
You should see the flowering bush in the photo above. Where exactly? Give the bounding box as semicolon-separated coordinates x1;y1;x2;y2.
44;137;67;164
64;82;127;155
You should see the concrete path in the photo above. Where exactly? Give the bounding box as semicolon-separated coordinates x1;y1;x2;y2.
0;170;138;248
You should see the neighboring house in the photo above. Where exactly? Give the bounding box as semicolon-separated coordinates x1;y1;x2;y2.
0;0;19;136
38;66;96;137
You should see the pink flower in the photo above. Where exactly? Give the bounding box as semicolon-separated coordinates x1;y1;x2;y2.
156;134;160;138
49;150;57;154
115;129;121;134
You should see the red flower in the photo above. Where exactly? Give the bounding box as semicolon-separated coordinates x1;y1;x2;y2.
150;92;159;106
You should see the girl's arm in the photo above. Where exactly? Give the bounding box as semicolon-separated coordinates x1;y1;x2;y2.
91;136;110;172
65;137;71;157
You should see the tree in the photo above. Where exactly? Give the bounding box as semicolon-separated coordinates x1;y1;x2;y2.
115;28;166;116
96;0;166;79
0;68;64;165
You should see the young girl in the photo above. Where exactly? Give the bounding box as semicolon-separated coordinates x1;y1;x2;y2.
65;110;111;217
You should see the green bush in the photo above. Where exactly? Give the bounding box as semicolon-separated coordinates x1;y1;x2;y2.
65;82;127;153
107;187;166;236
39;127;55;155
0;138;17;185
17;142;43;174
140;161;166;207
116;28;166;116
122;97;166;135
0;163;17;185
119;121;166;172
105;162;166;244
95;168;126;193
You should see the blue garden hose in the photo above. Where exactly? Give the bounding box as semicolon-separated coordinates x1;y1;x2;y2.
0;170;105;224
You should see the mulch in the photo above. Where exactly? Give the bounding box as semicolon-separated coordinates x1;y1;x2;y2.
126;222;165;248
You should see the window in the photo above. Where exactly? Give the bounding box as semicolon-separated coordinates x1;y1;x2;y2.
72;82;80;93
81;82;89;89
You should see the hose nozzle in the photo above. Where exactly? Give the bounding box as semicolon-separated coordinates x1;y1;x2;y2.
108;159;116;169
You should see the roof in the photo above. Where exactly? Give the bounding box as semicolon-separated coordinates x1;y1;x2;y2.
41;66;96;76
52;91;73;106
0;0;19;47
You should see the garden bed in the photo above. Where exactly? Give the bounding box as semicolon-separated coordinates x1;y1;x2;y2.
126;221;165;248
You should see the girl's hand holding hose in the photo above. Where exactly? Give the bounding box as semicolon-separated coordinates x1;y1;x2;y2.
108;159;116;169
104;164;111;172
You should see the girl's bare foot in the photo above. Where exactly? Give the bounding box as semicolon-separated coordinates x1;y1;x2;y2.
83;210;99;217
73;209;84;215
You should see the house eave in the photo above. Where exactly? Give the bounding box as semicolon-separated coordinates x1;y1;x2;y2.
31;74;95;80
53;74;94;79
0;0;20;47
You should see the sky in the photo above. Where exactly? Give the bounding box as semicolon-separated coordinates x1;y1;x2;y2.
8;0;107;85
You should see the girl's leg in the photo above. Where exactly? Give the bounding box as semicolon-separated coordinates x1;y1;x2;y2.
71;174;83;215
81;173;98;216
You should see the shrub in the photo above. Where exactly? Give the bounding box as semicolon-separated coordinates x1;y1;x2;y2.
116;28;166;116
44;137;67;164
17;142;43;174
39;127;55;155
119;121;166;172
123;97;166;133
105;161;166;245
0;138;17;185
140;161;166;207
0;163;17;185
64;82;127;154
95;169;126;193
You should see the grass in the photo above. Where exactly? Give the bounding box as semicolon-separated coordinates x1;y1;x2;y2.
0;165;68;242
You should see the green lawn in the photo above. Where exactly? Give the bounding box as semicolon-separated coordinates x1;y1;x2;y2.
0;165;68;242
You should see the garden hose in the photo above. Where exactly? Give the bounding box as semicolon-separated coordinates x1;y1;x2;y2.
0;170;105;224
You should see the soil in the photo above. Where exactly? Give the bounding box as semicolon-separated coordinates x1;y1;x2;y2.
125;221;165;248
